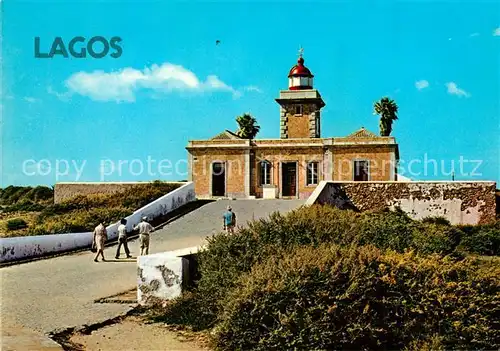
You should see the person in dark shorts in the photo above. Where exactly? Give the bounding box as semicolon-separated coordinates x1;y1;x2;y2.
222;206;236;234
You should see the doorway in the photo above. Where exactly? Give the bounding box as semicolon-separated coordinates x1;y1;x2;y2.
212;162;226;196
353;160;369;181
281;162;297;197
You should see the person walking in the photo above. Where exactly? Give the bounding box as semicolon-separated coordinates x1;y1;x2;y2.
92;221;107;262
115;218;132;259
134;216;154;256
222;205;236;234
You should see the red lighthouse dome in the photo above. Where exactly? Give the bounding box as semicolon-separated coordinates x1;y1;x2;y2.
288;50;314;90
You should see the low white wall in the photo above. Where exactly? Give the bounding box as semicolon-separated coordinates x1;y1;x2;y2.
137;246;201;305
0;182;195;263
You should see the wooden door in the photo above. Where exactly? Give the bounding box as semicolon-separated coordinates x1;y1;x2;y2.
281;162;297;197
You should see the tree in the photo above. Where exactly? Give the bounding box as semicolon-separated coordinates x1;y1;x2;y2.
236;113;260;139
374;97;399;136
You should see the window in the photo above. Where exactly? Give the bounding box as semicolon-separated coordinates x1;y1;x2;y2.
354;160;369;181
294;105;303;115
307;161;319;185
260;160;271;185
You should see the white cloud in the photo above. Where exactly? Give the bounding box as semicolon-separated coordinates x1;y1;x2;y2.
23;97;40;103
494;27;500;36
243;85;262;93
415;80;429;90
59;62;257;102
47;86;72;101
445;82;470;98
469;32;480;37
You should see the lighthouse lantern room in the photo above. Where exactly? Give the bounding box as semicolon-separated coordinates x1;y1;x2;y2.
288;48;314;90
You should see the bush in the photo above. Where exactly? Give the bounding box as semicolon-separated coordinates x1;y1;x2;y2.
7;218;28;230
160;205;498;337
458;223;500;256
0;185;53;205
165;206;475;332
152;292;217;331
29;181;180;235
412;223;462;255
29;207;131;234
3;201;46;213
422;216;451;226
214;245;500;350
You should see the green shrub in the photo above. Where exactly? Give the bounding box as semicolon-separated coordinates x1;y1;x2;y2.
29;181;180;235
458;223;500;256
29;207;131;234
356;210;416;252
6;218;28;230
214;245;500;350
0;185;53;205
422;216;451;226
167;206;472;332
3;201;46;213
412;223;462;255
152;292;217;331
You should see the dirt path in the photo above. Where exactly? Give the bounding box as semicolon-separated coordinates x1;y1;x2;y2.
68;316;208;351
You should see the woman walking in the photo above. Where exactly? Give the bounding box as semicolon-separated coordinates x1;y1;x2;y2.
92;221;107;262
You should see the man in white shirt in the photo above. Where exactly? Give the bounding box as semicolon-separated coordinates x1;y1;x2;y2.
115;218;132;259
134;216;154;256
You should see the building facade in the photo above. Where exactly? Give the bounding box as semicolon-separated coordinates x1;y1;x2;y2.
186;53;400;199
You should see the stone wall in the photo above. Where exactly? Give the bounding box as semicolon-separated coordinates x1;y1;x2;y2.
306;181;496;225
54;181;185;203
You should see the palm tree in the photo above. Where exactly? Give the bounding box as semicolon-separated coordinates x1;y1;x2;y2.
374;97;399;136
236;113;260;139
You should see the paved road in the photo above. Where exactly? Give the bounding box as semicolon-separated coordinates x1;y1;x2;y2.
1;199;304;335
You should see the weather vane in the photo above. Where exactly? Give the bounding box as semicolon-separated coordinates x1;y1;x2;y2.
298;46;304;58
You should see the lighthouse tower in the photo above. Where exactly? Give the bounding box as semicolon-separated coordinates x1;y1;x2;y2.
276;49;326;139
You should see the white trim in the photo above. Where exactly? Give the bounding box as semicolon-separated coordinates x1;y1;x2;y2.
188;153;193;182
334;140;396;146
324;150;333;181
55;181;186;185
187;144;251;149
244;150;250;196
390;151;396;181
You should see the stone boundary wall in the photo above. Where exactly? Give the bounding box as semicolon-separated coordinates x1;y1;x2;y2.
306;181;496;225
54;181;186;204
0;182;195;263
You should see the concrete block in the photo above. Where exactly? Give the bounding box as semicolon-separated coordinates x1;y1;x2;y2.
137;246;203;305
137;252;183;305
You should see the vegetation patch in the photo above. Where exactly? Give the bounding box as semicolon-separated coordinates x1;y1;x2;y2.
215;245;499;350
0;181;181;237
153;205;500;350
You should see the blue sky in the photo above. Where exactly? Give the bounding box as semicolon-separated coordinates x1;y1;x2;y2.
1;0;499;186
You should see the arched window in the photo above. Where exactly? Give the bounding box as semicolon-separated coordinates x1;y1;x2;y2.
260;160;271;185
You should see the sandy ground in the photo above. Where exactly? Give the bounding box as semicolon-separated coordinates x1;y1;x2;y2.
69;316;209;351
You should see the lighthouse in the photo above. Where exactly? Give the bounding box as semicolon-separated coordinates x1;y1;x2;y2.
276;48;326;139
